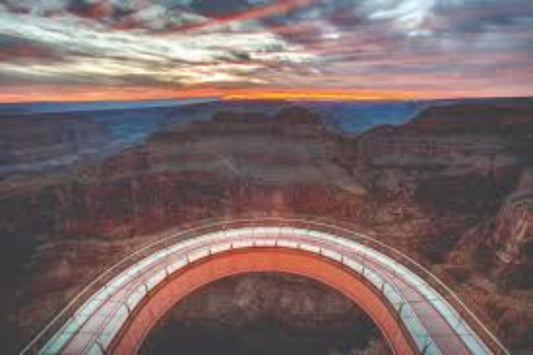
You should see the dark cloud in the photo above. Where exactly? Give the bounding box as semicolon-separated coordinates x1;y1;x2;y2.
2;1;32;14
212;49;252;62
65;1;166;30
431;0;533;34
61;0;269;32
0;34;64;63
190;0;254;17
67;0;114;19
327;10;365;30
0;69;95;85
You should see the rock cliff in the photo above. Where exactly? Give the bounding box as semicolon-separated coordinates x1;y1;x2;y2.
0;99;531;352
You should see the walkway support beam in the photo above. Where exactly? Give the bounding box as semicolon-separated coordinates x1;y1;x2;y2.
113;249;415;355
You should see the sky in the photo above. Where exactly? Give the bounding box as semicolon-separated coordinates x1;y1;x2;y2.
0;0;532;102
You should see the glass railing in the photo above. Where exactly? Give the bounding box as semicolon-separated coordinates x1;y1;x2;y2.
19;215;509;355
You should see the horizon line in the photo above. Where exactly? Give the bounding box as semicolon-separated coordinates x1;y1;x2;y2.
0;88;531;105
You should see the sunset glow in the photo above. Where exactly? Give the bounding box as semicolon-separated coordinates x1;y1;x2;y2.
0;87;435;103
0;86;525;104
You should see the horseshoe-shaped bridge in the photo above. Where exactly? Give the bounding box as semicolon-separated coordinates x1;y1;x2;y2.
21;218;507;355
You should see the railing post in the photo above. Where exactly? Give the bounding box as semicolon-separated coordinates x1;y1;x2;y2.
421;339;431;355
397;302;404;320
96;340;106;354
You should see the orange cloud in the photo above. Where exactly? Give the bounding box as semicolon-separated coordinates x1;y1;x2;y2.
0;86;426;103
0;85;528;104
0;86;223;103
223;89;420;101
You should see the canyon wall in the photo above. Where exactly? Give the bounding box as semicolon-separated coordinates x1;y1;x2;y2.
0;99;531;352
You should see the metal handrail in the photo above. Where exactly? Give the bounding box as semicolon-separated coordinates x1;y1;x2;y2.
18;214;509;354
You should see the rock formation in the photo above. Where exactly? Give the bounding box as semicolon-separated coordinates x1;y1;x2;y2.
0;99;531;352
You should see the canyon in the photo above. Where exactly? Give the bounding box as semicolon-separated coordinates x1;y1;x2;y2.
0;98;531;353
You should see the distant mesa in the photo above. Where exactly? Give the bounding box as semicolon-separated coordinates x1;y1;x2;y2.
212;109;269;122
273;105;323;125
212;105;322;126
407;99;533;132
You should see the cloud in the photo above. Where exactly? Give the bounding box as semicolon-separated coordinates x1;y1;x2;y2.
0;0;531;99
66;0;114;19
0;34;65;63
